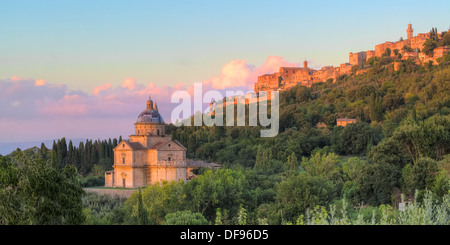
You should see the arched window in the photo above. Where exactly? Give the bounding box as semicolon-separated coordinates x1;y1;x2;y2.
122;157;125;164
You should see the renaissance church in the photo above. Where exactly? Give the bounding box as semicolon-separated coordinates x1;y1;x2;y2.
105;97;188;188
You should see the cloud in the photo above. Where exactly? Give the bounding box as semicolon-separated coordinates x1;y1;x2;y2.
253;56;298;78
202;56;298;91
122;78;136;90
39;94;89;117
34;79;46;86
10;76;29;81
0;77;67;119
203;60;252;90
0;56;297;142
1;56;293;121
93;83;112;95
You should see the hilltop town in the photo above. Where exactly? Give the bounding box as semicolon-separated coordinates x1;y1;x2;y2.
254;24;450;93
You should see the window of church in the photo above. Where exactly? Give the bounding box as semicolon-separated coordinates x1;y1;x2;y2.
122;157;125;164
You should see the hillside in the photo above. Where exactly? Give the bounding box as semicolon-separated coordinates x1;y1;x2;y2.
167;56;450;208
2;56;449;225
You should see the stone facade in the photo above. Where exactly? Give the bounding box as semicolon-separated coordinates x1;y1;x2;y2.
434;46;450;59
407;24;414;40
336;118;357;127
254;61;339;93
253;24;449;94
349;51;367;67
105;97;188;188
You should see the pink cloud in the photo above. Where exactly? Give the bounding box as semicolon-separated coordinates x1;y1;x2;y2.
34;79;46;86
122;78;136;90
1;56;298;142
173;82;185;90
200;56;298;91
255;56;298;75
203;60;252;90
39;94;88;117
2;57;294;122
10;76;29;81
248;56;298;84
93;83;112;95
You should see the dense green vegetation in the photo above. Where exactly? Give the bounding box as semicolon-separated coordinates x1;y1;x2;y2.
6;137;121;187
1;56;450;225
0;153;84;224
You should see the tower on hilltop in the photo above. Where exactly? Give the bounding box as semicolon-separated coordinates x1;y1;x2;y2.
407;23;414;40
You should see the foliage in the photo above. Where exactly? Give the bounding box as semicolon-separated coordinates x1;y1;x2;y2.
164;210;208;225
4;54;450;226
124;180;186;225
79;175;105;188
184;168;247;223
274;172;337;223
82;192;127;225
0;153;85;225
296;190;449;225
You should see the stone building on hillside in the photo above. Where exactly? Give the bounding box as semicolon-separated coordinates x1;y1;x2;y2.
349;51;367;67
337;118;357;127
105;97;188;188
253;24;449;94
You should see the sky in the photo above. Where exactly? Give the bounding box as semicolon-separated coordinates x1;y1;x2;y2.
1;0;450;146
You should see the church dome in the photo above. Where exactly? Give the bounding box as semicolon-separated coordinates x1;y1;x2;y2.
136;97;164;124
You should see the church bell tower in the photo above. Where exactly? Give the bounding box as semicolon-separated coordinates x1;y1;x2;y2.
407;24;414;40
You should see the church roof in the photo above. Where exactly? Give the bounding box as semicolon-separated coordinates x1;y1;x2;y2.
113;140;146;151
151;142;165;149
150;140;187;150
173;140;187;150
337;118;357;122
128;142;146;150
136;97;165;124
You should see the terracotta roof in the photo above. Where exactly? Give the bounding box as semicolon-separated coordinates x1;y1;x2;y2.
150;140;187;150
337;118;357;122
280;67;306;70
128;142;146;150
151;142;165;149
173;140;187;150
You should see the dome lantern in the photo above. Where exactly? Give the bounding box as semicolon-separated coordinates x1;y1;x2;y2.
136;97;164;124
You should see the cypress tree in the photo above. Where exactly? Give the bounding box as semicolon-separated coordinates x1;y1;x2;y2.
51;150;58;169
369;94;383;122
40;143;48;159
99;140;105;160
68;140;73;165
60;137;68;165
108;138;113;159
52;140;59;169
78;141;85;173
